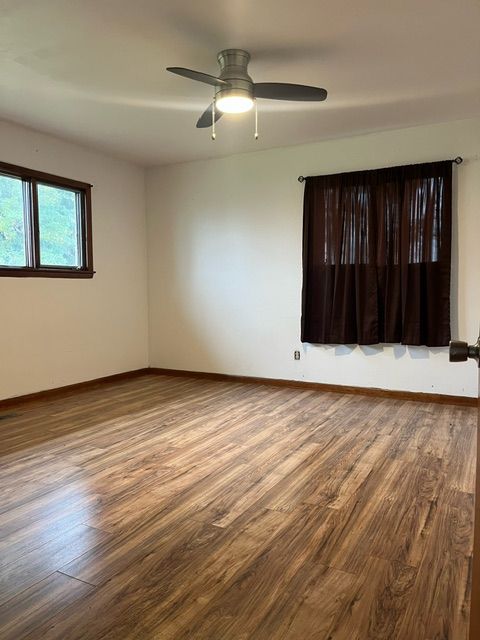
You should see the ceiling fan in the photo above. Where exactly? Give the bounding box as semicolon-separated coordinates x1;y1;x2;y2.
166;49;327;137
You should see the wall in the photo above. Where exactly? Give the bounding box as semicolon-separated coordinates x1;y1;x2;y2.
0;120;148;400
146;117;480;397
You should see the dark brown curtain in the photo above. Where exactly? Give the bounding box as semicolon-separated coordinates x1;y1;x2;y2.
301;161;452;346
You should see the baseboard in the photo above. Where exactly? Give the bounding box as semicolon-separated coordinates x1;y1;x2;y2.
1;366;476;410
0;368;151;410
149;367;478;408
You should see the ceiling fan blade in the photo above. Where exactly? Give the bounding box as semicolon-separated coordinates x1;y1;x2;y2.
166;67;230;88
254;83;327;101
196;103;223;128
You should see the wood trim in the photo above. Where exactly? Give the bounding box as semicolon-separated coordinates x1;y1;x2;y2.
0;369;150;410
0;160;94;278
469;378;480;639
149;367;478;407
83;185;94;274
0;267;95;278
1;366;475;412
0;160;92;190
30;177;41;269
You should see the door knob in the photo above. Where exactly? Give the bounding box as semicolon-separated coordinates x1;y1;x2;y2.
449;339;480;363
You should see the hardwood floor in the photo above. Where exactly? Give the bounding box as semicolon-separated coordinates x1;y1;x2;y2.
0;374;476;639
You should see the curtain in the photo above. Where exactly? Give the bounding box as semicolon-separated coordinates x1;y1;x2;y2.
301;161;452;346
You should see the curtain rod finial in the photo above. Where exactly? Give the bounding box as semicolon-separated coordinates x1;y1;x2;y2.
454;156;463;164
298;176;305;183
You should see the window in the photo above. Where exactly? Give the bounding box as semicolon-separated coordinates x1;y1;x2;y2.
301;161;452;347
0;161;93;278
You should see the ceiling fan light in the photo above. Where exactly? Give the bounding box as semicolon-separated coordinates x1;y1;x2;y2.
216;95;254;114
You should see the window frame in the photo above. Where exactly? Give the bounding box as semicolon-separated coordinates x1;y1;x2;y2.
0;160;94;278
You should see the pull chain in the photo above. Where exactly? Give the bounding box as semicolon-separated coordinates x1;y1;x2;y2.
254;99;258;140
212;96;216;141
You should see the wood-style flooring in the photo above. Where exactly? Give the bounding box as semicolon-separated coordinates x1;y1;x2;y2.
0;374;476;639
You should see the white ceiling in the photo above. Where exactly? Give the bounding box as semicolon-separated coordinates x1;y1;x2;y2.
1;0;479;166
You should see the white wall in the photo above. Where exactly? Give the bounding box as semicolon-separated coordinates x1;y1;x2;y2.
0;120;149;400
146;118;480;398
2;117;477;401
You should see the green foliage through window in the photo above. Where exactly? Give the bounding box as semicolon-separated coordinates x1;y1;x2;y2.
38;183;80;267
0;163;91;277
0;175;27;267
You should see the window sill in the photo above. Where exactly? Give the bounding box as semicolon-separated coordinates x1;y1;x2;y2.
0;267;95;279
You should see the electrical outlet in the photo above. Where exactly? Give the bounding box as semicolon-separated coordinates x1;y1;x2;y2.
294;350;300;360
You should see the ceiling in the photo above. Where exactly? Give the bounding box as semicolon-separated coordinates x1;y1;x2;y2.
1;0;479;166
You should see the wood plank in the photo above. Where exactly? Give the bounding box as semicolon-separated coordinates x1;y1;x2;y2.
0;374;476;639
0;523;110;605
397;495;473;639
0;572;93;640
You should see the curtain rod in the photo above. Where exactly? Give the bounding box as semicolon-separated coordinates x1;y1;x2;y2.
297;156;463;183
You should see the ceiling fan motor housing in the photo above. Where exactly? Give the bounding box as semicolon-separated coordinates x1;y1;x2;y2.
215;49;254;103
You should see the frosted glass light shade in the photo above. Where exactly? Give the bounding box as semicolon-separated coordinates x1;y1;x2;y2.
216;96;254;113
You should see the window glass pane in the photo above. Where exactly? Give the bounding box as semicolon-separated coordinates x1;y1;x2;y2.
38;183;81;267
0;174;27;267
